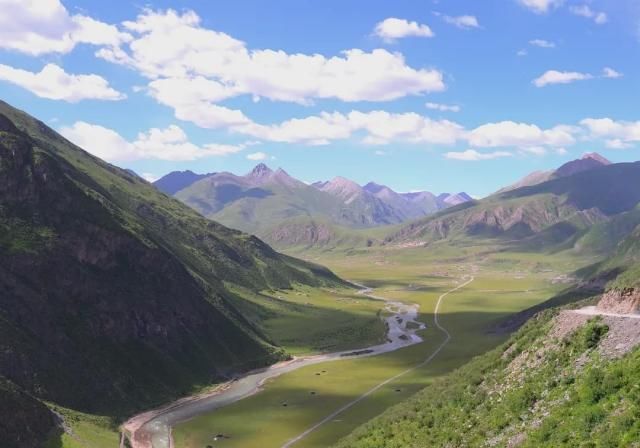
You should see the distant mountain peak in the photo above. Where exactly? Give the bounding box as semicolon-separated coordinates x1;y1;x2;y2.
497;152;613;194
582;152;611;165
442;192;473;206
321;177;364;204
270;167;302;187
154;170;216;195
555;152;611;178
248;163;273;178
328;176;361;189
363;182;385;194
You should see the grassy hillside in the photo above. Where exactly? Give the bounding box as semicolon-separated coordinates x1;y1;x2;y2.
0;100;348;445
335;300;640;447
387;162;640;253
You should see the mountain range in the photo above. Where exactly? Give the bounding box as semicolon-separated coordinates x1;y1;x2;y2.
155;163;472;247
387;152;640;256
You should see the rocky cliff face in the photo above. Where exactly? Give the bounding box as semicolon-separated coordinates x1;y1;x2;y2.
597;288;640;314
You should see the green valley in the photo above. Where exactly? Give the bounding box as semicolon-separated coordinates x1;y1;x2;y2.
1;4;638;446
172;243;597;448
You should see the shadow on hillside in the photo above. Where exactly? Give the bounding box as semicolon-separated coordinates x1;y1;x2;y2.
488;285;601;334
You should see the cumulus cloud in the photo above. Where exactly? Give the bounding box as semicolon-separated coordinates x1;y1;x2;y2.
518;0;564;14
580;118;640;149
231;111;580;154
441;15;480;29
529;39;555;48
520;146;547;155
426;102;461;112
246;152;268;161
97;9;444;114
570;5;607;24
374;17;435;42
234;110;464;147
468;121;577;148
533;67;623;87
533;70;593;87
605;139;633;149
60;122;245;162
445;149;512;161
0;63;125;102
602;67;623;79
0;0;130;55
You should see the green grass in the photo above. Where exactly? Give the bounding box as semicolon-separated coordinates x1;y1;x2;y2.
335;309;640;448
43;407;120;448
173;244;590;448
226;285;387;356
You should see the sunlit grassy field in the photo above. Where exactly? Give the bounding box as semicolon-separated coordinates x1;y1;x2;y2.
225;285;387;356
174;243;594;448
42;407;120;448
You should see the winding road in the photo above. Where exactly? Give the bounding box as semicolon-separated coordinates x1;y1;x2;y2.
281;276;474;448
124;277;474;448
571;305;640;319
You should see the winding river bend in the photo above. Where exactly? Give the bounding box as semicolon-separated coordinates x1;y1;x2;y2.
124;285;430;448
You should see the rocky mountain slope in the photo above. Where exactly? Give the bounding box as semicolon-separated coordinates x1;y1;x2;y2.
0;100;344;444
387;160;640;251
498;152;611;193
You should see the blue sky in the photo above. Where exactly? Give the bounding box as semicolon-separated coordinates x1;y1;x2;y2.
0;0;638;196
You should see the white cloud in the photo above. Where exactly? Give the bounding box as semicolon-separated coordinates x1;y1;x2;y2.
0;0;130;55
570;5;607;24
518;0;564;14
468;121;577;148
0;63;125;102
517;49;528;56
234;110;464;146
98;9;444;110
605;139;633;149
602;67;623;79
238;112;353;146
529;39;556;48
60;122;245;162
349;111;464;145
445;149;512;161
580;118;640;148
520;146;547;155
426;102;461;112
442;15;480;29
146;76;251;128
246;151;268;161
374;17;435;42
533;70;593;87
229;111;586;152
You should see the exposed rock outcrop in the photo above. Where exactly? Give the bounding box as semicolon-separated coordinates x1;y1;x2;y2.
597;288;640;314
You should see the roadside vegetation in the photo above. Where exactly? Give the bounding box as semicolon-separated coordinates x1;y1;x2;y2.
335;307;640;447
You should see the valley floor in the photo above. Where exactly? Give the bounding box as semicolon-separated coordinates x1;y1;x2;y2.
46;244;595;448
170;244;590;448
